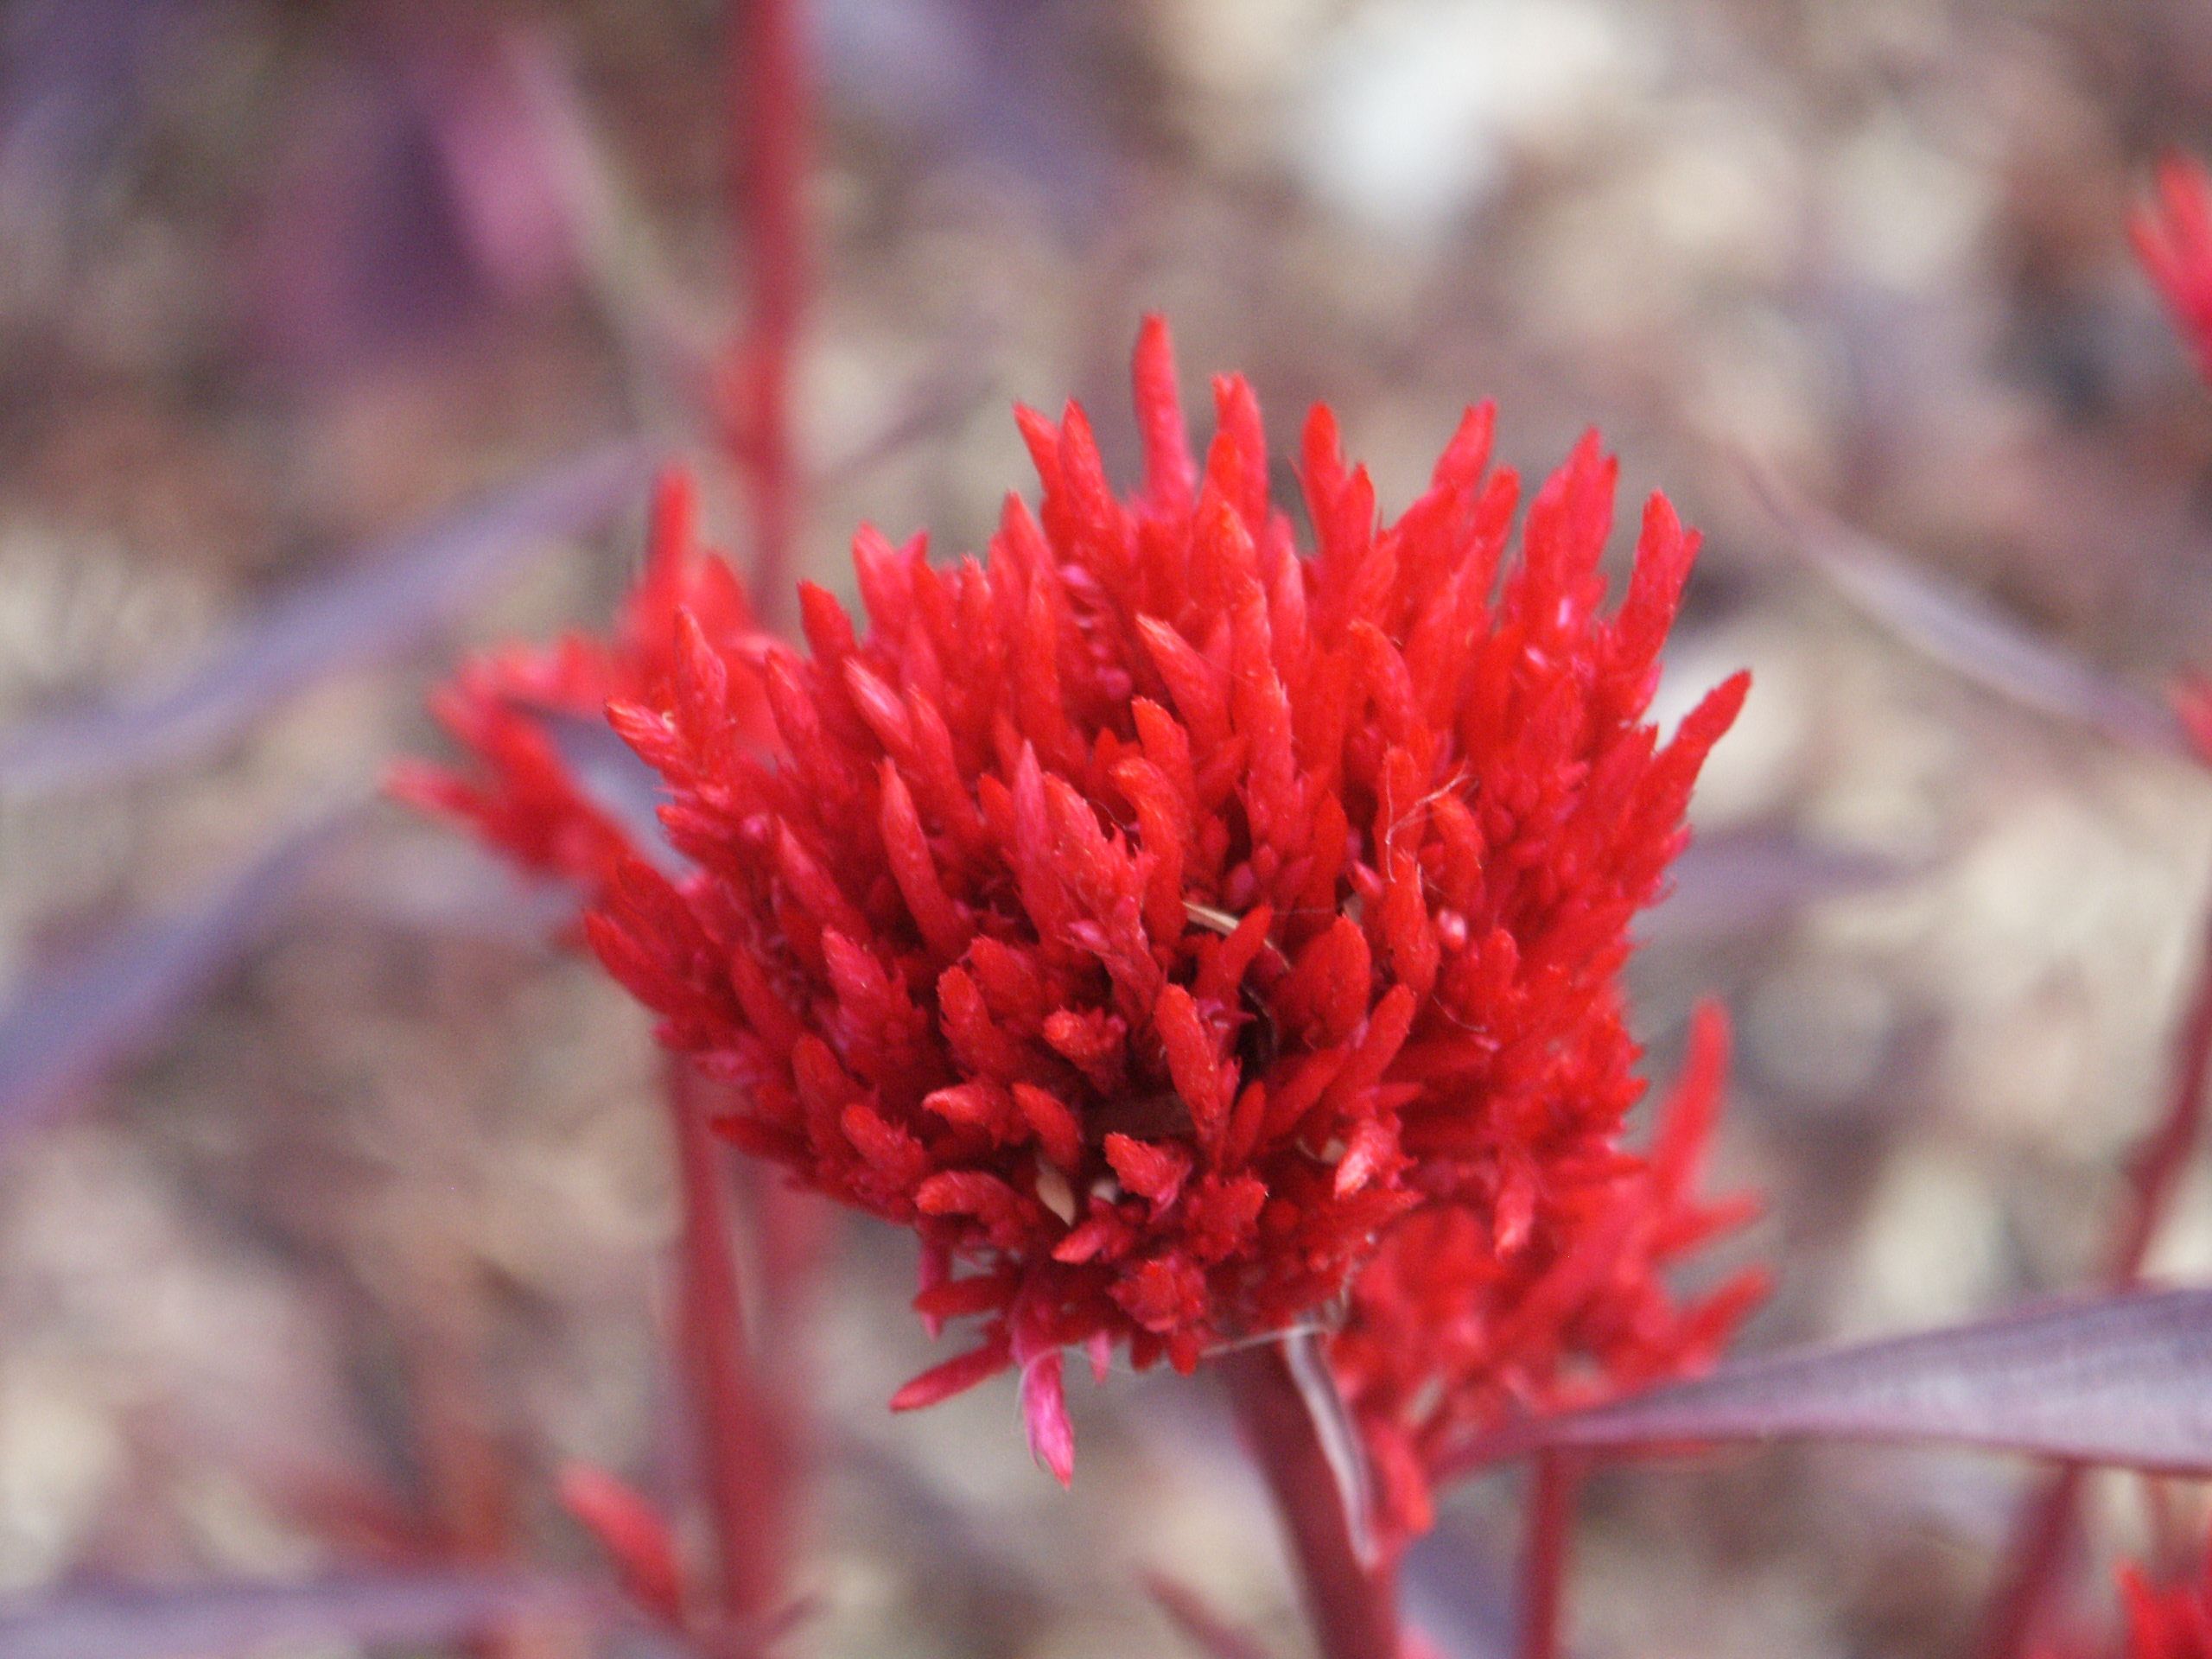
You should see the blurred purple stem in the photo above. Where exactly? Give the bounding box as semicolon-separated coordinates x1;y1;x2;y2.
1749;466;2192;759
0;815;345;1146
0;1569;607;1659
0;442;650;796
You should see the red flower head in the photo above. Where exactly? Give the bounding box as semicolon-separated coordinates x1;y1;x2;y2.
2136;154;2212;387
408;319;1752;1494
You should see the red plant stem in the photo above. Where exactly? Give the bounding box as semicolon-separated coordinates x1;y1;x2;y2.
2104;891;2212;1285
1518;1453;1577;1659
1220;1335;1401;1659
1977;1467;2085;1659
727;0;807;630
1975;883;2212;1659
2142;1475;2190;1578
669;1056;787;1647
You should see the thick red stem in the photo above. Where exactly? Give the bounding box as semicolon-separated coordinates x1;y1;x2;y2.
669;1057;788;1646
727;0;806;630
1220;1335;1401;1659
1975;880;2212;1659
1518;1453;1576;1659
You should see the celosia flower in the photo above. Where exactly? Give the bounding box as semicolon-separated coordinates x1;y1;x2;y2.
408;319;1752;1494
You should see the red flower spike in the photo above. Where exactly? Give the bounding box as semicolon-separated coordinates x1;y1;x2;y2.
1014;1290;1078;1486
1020;1347;1077;1486
1105;1131;1194;1209
558;1463;686;1627
391;468;770;899
889;1335;1014;1411
406;321;1757;1530
2136;154;2212;386
2175;678;2212;770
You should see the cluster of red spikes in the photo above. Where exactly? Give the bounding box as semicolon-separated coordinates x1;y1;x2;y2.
404;318;1758;1519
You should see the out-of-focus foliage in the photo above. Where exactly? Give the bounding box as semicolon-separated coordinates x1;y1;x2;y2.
4;3;2212;1656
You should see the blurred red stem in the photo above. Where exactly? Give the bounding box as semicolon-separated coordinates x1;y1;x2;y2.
1976;1466;2085;1659
727;0;806;630
1518;1453;1576;1659
670;1057;784;1645
1975;880;2212;1659
2103;889;2212;1284
1144;1570;1281;1659
1220;1337;1400;1659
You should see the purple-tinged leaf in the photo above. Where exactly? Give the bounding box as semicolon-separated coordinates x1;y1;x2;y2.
247;17;588;378
1651;826;1904;941
1751;472;2193;758
0;816;344;1145
0;442;651;795
1143;1570;1284;1659
1452;1288;2212;1477
0;1569;608;1659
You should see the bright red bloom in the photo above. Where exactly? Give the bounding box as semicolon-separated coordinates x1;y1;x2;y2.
409;319;1750;1493
2135;154;2212;386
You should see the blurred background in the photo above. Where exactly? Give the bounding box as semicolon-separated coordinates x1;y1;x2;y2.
4;1;2212;1655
